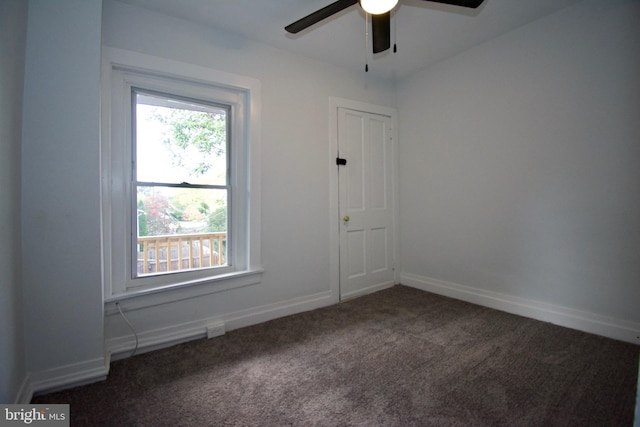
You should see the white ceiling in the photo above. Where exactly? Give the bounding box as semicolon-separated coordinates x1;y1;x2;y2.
115;0;583;80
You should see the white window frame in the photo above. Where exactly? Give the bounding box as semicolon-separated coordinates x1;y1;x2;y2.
101;48;262;307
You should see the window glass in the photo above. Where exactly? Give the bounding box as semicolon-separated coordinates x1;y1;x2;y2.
133;91;230;278
134;92;228;186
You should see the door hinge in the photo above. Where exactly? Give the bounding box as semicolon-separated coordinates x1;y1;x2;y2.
336;157;347;166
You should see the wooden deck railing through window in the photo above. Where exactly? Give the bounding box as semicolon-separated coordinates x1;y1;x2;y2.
137;232;227;275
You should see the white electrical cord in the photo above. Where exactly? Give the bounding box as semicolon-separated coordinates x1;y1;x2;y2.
116;302;139;357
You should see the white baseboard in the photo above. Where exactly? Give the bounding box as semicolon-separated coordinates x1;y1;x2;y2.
32;277;637;400
222;290;334;332
401;273;640;345
107;290;336;360
25;290;335;397
29;356;109;397
14;374;33;404
340;281;395;302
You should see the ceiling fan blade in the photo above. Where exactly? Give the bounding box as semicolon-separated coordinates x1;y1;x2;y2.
285;0;359;34
424;0;485;8
371;11;391;54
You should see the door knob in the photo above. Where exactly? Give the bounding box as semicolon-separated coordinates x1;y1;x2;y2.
343;215;350;222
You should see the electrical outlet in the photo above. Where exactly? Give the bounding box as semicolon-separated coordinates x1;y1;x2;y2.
207;322;225;339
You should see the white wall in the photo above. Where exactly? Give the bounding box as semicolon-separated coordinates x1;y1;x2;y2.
0;0;28;404
21;0;105;391
101;0;396;356
398;0;640;340
17;0;637;398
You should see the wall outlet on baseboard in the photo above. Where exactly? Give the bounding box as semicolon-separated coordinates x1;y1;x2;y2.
207;322;225;339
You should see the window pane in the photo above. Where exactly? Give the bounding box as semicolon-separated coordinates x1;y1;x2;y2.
135;186;228;276
135;92;228;186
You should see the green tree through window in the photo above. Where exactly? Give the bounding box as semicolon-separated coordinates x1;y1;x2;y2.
134;91;229;275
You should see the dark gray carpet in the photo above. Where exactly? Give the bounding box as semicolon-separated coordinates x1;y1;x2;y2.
33;285;639;426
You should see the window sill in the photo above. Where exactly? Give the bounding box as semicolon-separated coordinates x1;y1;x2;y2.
104;268;263;315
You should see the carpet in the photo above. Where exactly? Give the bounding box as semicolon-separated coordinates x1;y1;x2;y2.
33;285;639;426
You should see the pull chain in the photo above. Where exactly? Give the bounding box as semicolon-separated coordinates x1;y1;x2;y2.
393;9;397;53
365;12;369;72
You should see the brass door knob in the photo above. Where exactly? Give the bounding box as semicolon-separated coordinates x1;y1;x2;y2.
343;215;350;222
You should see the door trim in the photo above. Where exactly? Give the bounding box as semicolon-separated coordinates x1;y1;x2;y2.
329;97;399;303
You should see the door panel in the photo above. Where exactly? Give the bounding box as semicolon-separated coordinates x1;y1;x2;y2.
347;230;366;278
371;227;388;273
345;112;365;212
369;119;387;210
338;107;394;300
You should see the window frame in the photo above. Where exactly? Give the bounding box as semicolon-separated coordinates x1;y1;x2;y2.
101;48;262;306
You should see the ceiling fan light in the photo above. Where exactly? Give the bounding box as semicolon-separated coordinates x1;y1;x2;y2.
360;0;399;15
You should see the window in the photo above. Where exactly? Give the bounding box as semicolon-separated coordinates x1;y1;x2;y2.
102;48;261;302
133;90;230;277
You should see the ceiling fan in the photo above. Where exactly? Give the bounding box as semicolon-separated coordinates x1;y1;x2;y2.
285;0;485;54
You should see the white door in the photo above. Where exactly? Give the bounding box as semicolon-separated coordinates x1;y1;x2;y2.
338;107;395;300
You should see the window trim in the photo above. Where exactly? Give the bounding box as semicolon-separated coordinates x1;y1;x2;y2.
101;48;262;306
